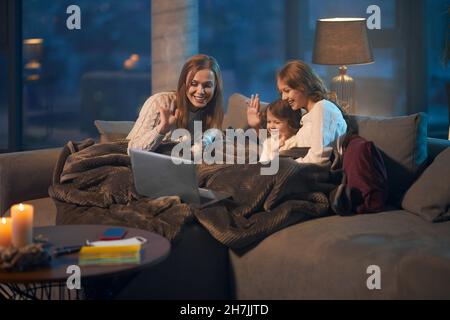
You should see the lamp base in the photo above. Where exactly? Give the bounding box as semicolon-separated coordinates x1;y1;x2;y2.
331;66;355;114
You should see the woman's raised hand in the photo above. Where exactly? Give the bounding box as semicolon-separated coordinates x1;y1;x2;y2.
157;101;179;134
246;94;262;129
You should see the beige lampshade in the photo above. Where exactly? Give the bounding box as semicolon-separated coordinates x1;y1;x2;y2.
313;18;373;65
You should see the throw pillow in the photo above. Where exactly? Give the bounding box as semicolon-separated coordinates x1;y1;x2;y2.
343;135;389;214
348;113;428;205
94;120;135;143
401;147;450;223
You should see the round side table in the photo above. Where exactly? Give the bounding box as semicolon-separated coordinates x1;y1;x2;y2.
0;225;170;300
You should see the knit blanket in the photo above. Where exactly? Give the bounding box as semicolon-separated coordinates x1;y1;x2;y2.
49;139;343;250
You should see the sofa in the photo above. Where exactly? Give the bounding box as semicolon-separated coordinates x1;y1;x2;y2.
1;93;449;300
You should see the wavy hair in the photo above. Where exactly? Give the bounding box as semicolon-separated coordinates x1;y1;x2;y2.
277;60;355;146
267;99;302;133
277;60;330;103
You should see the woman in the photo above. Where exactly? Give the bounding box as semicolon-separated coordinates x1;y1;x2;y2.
127;54;224;153
247;60;348;164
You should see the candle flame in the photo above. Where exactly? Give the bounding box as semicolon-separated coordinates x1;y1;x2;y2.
1;217;6;224
19;203;24;211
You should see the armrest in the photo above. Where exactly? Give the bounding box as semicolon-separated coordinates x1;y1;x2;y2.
427;138;450;163
0;148;62;215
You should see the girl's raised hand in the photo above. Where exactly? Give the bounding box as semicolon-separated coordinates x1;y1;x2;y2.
246;94;262;129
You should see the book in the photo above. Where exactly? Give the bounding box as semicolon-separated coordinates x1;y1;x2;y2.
79;244;142;266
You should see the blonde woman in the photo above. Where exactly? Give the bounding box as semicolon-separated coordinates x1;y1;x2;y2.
248;60;348;164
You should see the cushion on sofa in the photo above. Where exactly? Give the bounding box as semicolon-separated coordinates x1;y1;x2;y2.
343;135;388;214
348;113;428;205
94;120;135;143
401;147;450;223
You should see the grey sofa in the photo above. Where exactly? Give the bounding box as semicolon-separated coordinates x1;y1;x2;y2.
1;97;449;299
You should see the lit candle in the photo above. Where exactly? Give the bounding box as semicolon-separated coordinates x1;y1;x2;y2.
11;203;34;247
0;217;12;248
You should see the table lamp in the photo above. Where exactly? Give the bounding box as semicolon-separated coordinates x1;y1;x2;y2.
23;38;44;81
313;18;374;114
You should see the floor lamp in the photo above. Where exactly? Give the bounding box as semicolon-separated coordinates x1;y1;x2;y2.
313;18;374;114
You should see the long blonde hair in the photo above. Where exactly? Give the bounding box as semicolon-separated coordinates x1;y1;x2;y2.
176;54;224;130
277;60;354;144
277;60;330;103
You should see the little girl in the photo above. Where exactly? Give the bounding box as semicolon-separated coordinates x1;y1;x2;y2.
259;99;302;162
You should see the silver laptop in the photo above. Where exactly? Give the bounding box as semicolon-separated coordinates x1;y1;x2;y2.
130;148;231;209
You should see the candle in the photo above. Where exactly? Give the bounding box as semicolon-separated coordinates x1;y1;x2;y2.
11;203;34;247
0;217;12;248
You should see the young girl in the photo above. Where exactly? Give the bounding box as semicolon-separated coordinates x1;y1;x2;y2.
259;99;302;162
127;54;224;153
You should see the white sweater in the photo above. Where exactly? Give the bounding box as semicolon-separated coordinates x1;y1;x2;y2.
295;100;347;164
127;92;207;153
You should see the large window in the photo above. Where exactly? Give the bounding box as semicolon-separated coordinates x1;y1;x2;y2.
199;0;286;108
1;0;447;152
200;0;448;139
295;0;408;117
0;55;7;150
20;0;151;149
426;0;449;138
0;1;8;150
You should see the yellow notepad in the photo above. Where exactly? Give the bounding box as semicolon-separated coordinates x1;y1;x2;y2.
80;245;141;254
79;245;142;266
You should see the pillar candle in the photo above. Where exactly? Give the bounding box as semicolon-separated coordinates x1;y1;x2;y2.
0;217;12;248
11;203;34;247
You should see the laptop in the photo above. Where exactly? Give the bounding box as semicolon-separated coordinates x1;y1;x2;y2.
130;148;231;209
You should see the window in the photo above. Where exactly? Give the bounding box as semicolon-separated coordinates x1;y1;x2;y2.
0;55;7;150
199;0;286;108
295;0;409;117
20;0;151;149
426;0;449;138
0;0;8;151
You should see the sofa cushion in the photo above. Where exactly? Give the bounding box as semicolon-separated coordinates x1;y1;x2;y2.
343;135;388;213
401;147;450;223
94;120;135;143
348;113;428;205
230;210;450;299
0;148;61;215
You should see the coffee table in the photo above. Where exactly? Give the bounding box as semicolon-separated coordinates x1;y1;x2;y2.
0;225;171;300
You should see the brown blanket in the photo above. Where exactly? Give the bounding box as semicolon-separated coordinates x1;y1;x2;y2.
49;139;342;250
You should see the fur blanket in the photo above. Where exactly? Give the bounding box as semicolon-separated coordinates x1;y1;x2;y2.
49;139;343;250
